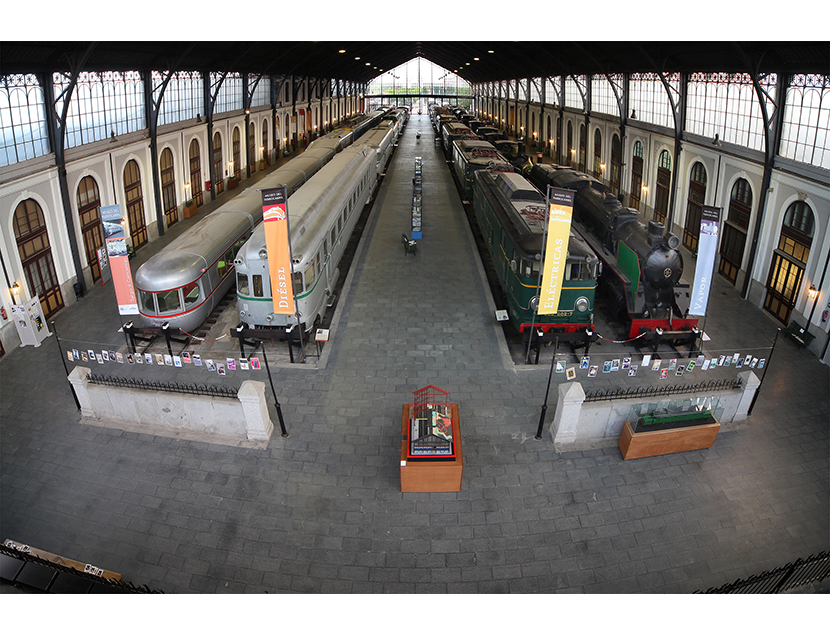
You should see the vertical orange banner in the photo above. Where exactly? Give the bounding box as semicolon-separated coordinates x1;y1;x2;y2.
101;204;138;315
538;188;575;315
262;187;296;315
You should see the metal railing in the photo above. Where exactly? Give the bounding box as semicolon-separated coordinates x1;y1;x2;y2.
696;551;830;593
583;378;741;403
88;373;238;398
0;543;163;593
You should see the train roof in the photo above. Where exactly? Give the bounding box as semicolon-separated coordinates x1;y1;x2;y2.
475;170;596;262
532;164;608;194
135;210;256;291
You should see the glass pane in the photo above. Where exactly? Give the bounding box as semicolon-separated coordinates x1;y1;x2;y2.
155;289;181;313
183;281;200;307
237;272;249;296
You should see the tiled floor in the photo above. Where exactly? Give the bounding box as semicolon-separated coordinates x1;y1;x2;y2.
1;115;827;594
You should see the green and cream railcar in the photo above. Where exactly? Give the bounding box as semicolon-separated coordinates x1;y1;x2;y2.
472;169;600;335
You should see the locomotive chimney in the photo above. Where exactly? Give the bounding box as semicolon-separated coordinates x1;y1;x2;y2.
647;219;664;246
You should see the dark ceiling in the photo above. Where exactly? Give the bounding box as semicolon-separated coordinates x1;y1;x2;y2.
1;41;827;85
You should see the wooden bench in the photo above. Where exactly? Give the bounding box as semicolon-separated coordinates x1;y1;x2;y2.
402;234;418;256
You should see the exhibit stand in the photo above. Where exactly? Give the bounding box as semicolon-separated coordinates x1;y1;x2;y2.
618;398;722;459
400;385;462;492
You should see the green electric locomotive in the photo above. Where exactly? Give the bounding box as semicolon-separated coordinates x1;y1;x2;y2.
472;169;600;336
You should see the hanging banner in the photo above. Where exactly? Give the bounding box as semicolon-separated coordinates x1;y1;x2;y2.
538;188;575;315
262;186;296;315
101;204;138;315
690;206;722;316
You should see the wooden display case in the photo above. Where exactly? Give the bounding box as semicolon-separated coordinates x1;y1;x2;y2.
618;418;720;460
400;403;463;492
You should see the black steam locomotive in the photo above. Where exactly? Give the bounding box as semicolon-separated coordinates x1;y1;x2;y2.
528;164;699;346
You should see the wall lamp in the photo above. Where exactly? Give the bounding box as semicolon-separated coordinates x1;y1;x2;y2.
12;282;20;296
808;285;818;300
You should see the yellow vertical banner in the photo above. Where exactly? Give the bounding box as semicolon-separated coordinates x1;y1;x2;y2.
538;188;575;315
262;186;296;315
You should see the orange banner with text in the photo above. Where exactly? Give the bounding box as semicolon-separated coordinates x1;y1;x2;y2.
538;188;575;315
262;187;296;315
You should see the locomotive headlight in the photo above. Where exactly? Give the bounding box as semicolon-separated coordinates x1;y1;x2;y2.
575;296;589;313
530;296;540;311
664;233;680;249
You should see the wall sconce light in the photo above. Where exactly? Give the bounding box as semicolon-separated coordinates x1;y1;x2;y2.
630;109;636;119
196;113;201;123
642;185;649;193
808;285;818;300
12;282;20;296
712;133;722;147
571;149;576;156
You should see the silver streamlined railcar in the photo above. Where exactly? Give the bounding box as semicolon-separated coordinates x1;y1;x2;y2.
133;125;362;334
235;142;380;333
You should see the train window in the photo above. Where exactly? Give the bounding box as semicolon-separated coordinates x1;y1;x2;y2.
293;271;303;292
304;262;315;288
252;275;263;297
338;216;342;234
139;290;156;313
331;227;336;246
155;289;181;313
323;239;328;258
237;273;249;295
315;251;321;278
217;259;227;278
183;282;200;307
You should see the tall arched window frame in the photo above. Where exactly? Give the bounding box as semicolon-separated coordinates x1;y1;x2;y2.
13;199;64;319
763;201;815;325
76;176;103;282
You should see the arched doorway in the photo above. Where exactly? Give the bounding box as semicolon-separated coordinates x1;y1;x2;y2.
610;134;621;196
188;139;203;206
76;175;103;282
212;132;224;194
13;199;64;319
160;148;178;228
274;116;281;157
578;124;587;172
763;201;815;325
262;118;270;167
248;122;257;174
566;121;574;166
593;128;602;178
718;178;752;285
682;162;708;253
654;150;672;224
629;141;644;210
123;160;148;249
232;126;241;179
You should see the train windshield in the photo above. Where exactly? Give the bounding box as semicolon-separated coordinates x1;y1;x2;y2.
567;262;599;281
139;282;202;315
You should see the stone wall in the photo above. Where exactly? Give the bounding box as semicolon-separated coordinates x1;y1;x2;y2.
68;366;274;449
550;370;759;450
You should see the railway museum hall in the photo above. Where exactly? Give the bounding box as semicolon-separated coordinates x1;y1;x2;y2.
0;38;828;606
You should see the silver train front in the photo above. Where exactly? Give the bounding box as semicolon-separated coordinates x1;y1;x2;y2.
132;125;365;334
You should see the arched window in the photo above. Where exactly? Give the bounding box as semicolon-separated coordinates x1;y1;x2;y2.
719;178;753;284
654;150;672;224
630;141;644;210
13;199;64;318
123;160;147;249
763;201;815;324
160;148;178;227
556;116;562;163
593;128;603;178
682;162;708;253
188;139;203;206
610;134;621;196
212;132;224;194
76;176;103;282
